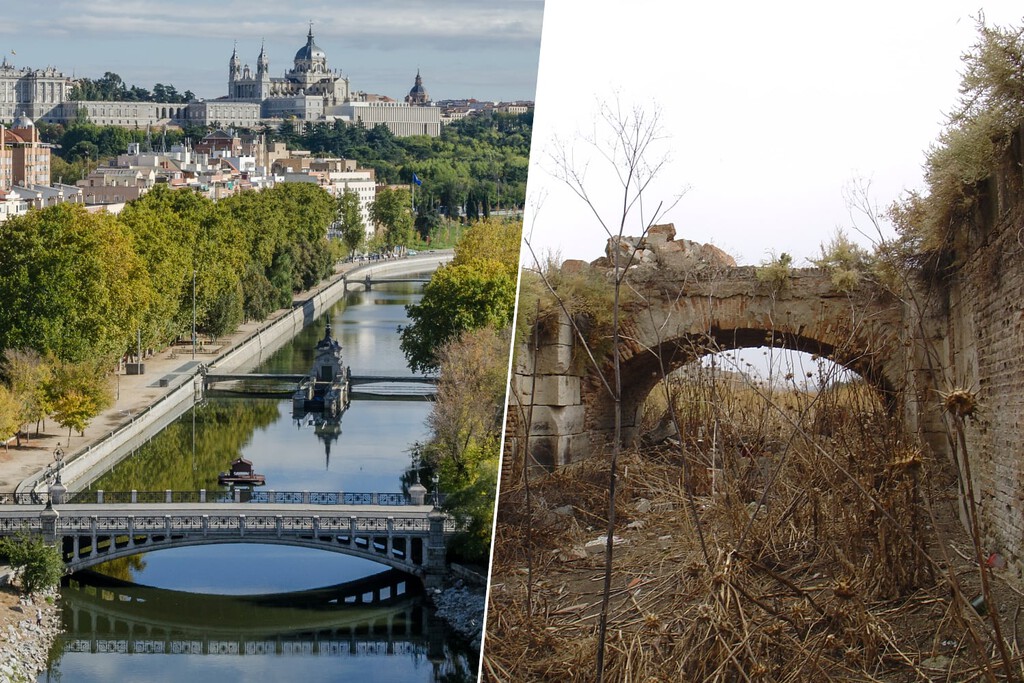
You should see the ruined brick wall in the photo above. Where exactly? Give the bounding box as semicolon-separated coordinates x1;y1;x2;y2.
944;131;1024;579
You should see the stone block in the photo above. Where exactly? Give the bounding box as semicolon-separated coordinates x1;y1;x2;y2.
527;405;586;437
560;432;592;465
513;375;581;407
526;432;591;469
560;259;589;275
534;342;575;375
552;316;575;346
647;223;676;243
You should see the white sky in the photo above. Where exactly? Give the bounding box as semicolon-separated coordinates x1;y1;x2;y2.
523;0;1024;266
0;0;543;102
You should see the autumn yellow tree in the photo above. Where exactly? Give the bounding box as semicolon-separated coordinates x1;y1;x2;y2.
45;359;113;446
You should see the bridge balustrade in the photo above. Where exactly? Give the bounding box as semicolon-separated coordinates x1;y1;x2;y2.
93;516;129;531
0;490;431;506
170;516;204;530
309;492;339;504
354;516;389;532
132;516;169;531
64;637;426;657
0;517;40;532
387;517;422;532
207;516;240;531
58;516;94;531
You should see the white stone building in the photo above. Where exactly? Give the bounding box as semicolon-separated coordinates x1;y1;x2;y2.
335;101;440;137
0;58;71;121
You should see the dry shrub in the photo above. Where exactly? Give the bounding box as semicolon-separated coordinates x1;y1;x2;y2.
485;364;1020;682
516;263;626;366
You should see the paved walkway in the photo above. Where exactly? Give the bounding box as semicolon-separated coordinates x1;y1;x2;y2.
0;252;451;492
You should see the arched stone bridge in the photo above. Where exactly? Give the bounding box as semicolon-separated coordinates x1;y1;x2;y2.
0;495;454;588
512;225;944;470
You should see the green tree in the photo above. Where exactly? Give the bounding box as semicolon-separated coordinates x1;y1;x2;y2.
337;188;366;254
118;185;202;348
420;320;509;562
0;386;21;451
449;217;521;275
414;204;442;240
370;186;414;250
400;219;521;372
400;259;517;373
0;204;152;364
0;532;64;594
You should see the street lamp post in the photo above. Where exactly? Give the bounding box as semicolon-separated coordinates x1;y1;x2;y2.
192;269;197;360
53;446;64;485
49;446;66;505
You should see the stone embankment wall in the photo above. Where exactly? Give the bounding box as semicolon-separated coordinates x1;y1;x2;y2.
0;587;60;683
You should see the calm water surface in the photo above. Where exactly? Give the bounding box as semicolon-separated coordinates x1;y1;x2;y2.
41;283;476;682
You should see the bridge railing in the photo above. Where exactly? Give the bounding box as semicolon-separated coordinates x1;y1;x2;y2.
0;490;445;507
53;513;454;533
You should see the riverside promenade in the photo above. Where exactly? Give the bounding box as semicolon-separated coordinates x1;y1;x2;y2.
0;251;451;494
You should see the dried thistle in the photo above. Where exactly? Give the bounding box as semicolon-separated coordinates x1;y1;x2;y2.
941;387;979;419
889;447;923;472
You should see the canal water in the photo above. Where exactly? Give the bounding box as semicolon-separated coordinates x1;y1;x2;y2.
40;282;477;682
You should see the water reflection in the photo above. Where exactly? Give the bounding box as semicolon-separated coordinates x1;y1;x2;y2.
49;567;473;683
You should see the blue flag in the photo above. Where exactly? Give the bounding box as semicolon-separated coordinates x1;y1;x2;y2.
412;173;422;186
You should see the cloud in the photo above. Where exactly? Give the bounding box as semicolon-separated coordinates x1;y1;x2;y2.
5;0;542;101
31;0;543;48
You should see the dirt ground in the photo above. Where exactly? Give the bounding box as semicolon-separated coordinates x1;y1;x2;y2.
0;584;24;625
483;445;1024;682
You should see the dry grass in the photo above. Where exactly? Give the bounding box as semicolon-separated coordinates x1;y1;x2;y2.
484;372;1024;682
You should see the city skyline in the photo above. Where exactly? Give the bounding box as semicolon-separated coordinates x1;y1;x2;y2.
0;0;543;103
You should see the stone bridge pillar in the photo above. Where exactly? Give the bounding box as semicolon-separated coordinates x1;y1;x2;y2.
40;504;59;547
424;510;447;589
508;312;589;473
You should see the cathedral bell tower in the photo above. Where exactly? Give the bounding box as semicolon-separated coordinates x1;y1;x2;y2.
229;43;241;96
257;41;271;99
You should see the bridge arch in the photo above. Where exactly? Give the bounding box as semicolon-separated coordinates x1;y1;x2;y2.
602;323;901;446
512;244;921;470
63;535;427;578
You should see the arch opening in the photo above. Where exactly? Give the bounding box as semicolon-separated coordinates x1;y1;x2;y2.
63;540;419;594
618;339;902;513
608;327;898;446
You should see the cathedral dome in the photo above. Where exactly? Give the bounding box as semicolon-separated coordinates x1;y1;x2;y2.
12;112;34;129
294;28;327;65
405;70;429;104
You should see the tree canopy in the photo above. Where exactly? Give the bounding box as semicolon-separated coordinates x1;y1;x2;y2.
0;184;339;364
400;217;521;373
68;71;193;103
0;204;151;364
337;189;366;255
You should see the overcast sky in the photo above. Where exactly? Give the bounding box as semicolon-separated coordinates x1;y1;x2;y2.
525;1;1024;267
0;0;543;102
